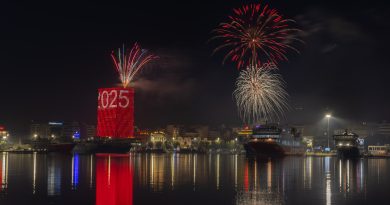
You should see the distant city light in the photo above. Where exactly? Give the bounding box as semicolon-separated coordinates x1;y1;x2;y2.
48;122;63;126
73;131;80;139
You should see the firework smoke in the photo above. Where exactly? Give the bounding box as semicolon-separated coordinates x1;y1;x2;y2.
233;64;289;124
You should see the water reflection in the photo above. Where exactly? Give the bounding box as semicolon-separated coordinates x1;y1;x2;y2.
237;157;284;205
96;154;133;205
303;156;312;189
325;157;331;205
90;154;94;189
47;155;61;196
0;152;8;193
71;154;80;189
0;153;388;205
337;158;366;196
33;152;37;194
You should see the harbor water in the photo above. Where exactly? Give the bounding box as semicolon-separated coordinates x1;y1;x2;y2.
0;153;389;205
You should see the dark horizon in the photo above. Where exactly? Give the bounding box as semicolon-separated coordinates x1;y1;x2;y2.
1;0;389;136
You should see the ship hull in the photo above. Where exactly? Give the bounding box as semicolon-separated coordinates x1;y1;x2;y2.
32;141;76;153
95;139;132;153
245;141;305;156
337;147;361;158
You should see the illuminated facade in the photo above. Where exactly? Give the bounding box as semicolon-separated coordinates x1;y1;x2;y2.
0;126;9;141
97;87;134;138
30;121;63;139
150;131;166;143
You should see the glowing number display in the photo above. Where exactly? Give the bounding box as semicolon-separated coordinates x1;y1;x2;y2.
97;87;134;138
98;90;130;109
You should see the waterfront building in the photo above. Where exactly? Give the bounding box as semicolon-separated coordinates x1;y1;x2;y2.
30;122;51;139
150;131;166;150
80;123;96;140
30;121;95;141
367;144;390;156
0;126;9;141
0;125;9;139
377;121;390;136
176;137;192;149
150;131;166;142
62;121;80;140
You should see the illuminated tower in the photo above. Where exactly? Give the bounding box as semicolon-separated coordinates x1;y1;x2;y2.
96;87;134;138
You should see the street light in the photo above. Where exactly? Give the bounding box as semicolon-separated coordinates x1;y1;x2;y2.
326;114;331;149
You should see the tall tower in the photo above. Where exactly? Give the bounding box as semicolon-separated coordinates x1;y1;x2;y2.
96;87;134;138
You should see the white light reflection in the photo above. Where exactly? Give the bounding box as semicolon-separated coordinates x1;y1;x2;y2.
33;152;37;194
339;159;342;192
171;154;175;190
193;154;196;190
1;152;8;191
325;157;331;205
254;159;257;191
347;160;350;193
234;154;238;188
216;154;220;190
267;159;272;190
90;154;93;188
47;157;60;196
359;159;364;193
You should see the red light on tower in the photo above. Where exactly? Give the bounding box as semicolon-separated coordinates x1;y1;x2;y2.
96;87;134;138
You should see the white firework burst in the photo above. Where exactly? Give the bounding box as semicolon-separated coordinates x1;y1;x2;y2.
233;64;289;124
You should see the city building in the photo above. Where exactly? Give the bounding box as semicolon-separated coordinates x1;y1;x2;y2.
150;131;166;150
30;121;94;141
176;137;192;149
0;126;9;141
62;121;80;140
367;144;390;156
30;122;50;139
150;131;166;143
80;123;96;140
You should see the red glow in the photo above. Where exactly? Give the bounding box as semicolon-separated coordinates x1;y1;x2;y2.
96;155;133;205
97;87;134;138
0;156;2;191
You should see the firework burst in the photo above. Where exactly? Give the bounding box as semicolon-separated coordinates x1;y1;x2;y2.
211;3;302;69
111;43;158;88
233;64;289;124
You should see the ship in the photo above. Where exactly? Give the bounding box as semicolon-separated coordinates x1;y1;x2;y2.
31;138;76;153
244;124;305;156
333;130;362;158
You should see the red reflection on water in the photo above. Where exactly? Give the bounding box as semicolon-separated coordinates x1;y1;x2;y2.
0;156;2;191
244;161;249;192
96;155;133;205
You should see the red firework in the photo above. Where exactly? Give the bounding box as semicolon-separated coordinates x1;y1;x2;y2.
211;3;302;69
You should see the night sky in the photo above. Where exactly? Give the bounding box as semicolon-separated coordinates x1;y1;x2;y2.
1;0;389;136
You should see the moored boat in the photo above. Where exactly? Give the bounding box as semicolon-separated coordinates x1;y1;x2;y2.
333;130;362;158
244;124;305;156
